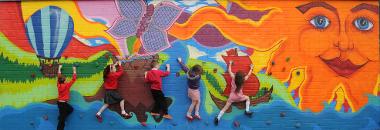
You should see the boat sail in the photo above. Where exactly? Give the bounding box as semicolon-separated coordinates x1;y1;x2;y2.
222;48;260;96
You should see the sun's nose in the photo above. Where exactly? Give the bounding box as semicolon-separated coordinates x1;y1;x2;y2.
334;22;354;51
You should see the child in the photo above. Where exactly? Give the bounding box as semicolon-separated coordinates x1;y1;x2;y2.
144;61;172;119
214;60;254;126
57;65;77;130
177;57;203;121
95;60;131;123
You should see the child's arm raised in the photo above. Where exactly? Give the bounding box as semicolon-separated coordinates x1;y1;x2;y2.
114;61;124;77
144;71;150;83
228;61;235;78
177;57;189;72
160;64;170;77
244;64;254;81
58;64;62;76
68;66;77;86
166;64;170;72
57;65;62;84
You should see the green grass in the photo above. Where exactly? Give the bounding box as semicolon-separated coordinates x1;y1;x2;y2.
0;33;40;65
0;72;104;108
256;73;297;107
0;51;112;82
158;52;169;64
126;36;137;54
0;31;114;81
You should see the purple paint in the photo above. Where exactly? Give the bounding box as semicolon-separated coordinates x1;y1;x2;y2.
193;24;230;47
228;2;271;21
176;12;191;24
168;34;177;43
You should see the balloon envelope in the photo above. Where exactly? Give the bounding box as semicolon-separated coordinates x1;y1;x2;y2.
25;6;74;58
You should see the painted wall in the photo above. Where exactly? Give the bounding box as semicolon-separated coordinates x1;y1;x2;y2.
0;0;379;130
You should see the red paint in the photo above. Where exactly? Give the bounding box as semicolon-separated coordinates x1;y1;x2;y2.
0;2;34;52
343;99;350;112
321;57;365;77
293;87;299;99
222;49;260;96
243;48;254;55
62;38;118;58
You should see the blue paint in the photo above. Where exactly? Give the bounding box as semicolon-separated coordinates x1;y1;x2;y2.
91;18;108;25
0;95;378;130
25;6;74;58
86;38;110;46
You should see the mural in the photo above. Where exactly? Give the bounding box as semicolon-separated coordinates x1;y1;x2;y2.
25;6;75;77
0;0;378;130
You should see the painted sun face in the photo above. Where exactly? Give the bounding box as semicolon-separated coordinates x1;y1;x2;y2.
296;2;378;77
292;1;379;112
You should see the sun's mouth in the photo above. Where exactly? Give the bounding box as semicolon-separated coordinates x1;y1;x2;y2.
320;57;366;77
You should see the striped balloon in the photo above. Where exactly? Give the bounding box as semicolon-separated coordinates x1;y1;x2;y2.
25;6;74;58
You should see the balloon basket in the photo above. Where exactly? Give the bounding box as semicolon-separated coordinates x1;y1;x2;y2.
38;56;60;77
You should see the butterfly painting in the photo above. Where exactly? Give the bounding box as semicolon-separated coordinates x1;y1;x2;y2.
107;0;183;56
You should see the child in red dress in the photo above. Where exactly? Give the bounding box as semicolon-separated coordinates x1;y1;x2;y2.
95;59;131;123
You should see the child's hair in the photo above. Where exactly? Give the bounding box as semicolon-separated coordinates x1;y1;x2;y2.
151;60;159;68
234;71;245;93
191;64;203;75
58;76;66;84
103;65;111;81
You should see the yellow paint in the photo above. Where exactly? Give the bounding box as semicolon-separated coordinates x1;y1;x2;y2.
215;0;228;8
233;1;281;13
297;66;309;109
249;38;285;73
328;84;357;112
328;86;346;111
286;67;306;93
374;74;380;96
341;85;357;112
20;1;122;54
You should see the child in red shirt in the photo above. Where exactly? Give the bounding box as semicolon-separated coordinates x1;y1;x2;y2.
145;61;172;119
95;60;132;123
57;65;77;130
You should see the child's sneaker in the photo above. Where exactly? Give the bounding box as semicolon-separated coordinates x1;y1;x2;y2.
194;114;201;120
150;112;160;116
95;114;103;123
140;122;147;127
163;114;173;120
186;115;193;121
121;112;133;119
214;116;219;126
244;111;253;117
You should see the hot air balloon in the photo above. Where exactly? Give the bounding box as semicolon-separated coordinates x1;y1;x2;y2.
25;6;74;77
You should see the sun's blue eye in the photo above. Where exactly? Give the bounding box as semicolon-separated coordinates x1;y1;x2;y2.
310;15;330;29
353;17;373;31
